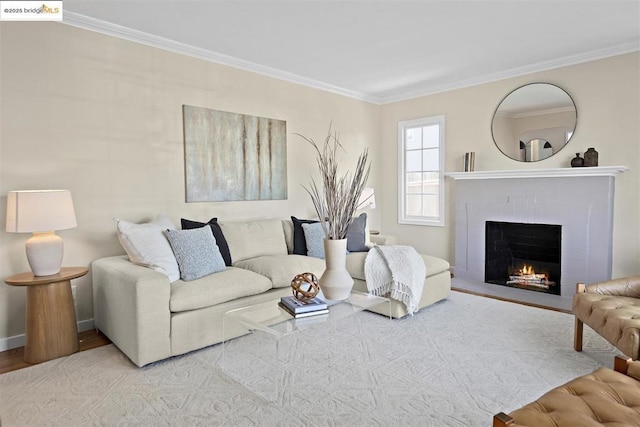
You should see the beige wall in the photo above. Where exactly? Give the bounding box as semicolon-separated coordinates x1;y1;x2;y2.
0;22;382;342
381;52;640;278
1;22;638;346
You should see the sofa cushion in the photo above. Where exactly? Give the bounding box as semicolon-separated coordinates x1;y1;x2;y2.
115;214;180;283
170;267;272;312
164;226;226;281
220;219;288;262
233;254;326;289
181;218;232;266
346;251;450;281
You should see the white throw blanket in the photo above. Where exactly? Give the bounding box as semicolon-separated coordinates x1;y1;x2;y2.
365;245;426;314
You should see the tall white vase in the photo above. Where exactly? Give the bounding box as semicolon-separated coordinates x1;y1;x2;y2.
319;238;354;300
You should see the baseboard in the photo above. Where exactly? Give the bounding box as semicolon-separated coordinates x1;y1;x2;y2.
0;318;94;352
77;319;95;333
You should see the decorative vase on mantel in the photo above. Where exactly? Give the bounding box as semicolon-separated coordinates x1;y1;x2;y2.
583;147;599;167
319;238;354;300
571;153;584;167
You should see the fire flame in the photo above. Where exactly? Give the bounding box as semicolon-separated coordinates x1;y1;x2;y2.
520;264;534;275
517;264;548;281
508;264;553;289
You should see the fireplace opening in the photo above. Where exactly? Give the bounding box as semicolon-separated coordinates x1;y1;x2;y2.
485;221;561;295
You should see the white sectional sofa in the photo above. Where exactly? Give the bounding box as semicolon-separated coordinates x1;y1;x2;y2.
92;218;451;367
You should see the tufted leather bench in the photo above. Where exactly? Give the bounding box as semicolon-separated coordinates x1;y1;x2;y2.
573;275;640;359
493;356;640;427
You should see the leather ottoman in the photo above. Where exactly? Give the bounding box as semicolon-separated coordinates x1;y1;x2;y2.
493;356;640;427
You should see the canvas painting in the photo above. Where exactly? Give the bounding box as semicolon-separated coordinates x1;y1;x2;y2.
183;105;287;202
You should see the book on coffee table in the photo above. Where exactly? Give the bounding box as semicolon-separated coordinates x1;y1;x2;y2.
278;302;329;318
293;312;329;327
279;296;327;314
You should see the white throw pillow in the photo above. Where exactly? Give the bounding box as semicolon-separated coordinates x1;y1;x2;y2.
115;214;180;282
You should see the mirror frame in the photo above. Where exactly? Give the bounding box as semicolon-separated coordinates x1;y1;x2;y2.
491;82;577;162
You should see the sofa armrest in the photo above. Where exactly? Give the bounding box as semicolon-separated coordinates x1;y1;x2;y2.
92;256;172;367
585;274;640;298
370;234;397;246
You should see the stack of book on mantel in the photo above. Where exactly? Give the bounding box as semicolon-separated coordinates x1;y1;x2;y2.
279;296;328;318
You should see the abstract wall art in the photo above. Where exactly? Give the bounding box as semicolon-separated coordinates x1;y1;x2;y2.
183;105;287;202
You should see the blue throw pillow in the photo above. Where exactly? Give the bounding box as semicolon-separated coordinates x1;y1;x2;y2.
164;226;226;281
181;218;232;266
302;222;326;259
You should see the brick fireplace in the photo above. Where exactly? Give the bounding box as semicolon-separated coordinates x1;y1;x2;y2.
447;167;626;310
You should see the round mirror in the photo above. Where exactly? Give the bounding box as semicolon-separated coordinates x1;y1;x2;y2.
491;83;577;162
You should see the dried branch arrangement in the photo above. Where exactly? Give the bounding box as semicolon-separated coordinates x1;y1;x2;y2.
297;126;370;240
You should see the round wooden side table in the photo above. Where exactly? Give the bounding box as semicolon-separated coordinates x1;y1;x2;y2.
4;267;88;364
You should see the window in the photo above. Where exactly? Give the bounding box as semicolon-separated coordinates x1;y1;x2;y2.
398;115;445;226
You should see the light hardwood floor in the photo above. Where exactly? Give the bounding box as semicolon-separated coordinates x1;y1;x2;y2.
0;330;111;375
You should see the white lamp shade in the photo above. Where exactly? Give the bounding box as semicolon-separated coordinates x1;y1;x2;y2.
6;190;77;233
357;187;376;210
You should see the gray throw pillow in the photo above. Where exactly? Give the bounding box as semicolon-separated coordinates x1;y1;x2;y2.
347;213;369;252
302;222;326;259
164;226;226;281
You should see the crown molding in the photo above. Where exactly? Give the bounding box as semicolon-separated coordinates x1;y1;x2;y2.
377;41;640;104
61;12;379;104
62;12;639;106
445;166;628;180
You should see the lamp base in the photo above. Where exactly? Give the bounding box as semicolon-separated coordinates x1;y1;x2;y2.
26;232;64;276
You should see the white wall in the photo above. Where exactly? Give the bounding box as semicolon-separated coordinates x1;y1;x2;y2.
380;52;640;278
0;22;382;342
1;21;638;347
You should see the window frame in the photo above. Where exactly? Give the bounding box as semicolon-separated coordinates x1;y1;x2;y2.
397;115;446;227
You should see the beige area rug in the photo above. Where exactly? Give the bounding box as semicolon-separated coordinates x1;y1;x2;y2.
0;291;619;426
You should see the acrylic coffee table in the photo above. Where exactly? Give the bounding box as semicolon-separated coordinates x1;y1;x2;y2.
221;291;390;402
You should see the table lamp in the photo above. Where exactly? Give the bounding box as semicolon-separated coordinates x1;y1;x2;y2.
5;190;77;276
356;187;376;210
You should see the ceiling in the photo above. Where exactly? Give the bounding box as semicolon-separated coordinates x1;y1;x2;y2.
63;1;640;104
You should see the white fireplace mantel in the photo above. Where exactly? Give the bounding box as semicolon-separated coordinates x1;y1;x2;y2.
450;168;626;310
446;166;627;180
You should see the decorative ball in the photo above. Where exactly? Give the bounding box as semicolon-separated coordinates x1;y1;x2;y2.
291;272;320;302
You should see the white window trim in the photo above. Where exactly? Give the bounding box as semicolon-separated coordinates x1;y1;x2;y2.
397;115;446;227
